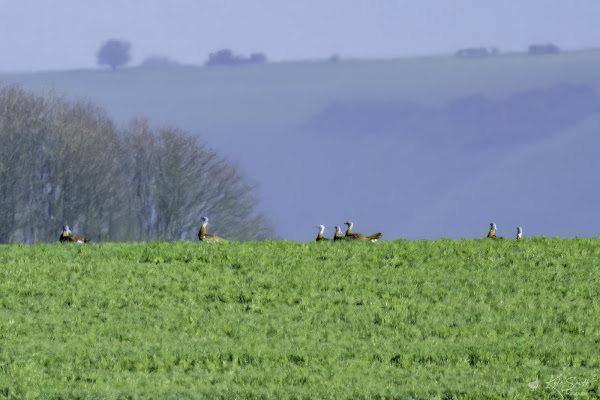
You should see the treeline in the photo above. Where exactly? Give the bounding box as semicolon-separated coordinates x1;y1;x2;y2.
0;85;274;244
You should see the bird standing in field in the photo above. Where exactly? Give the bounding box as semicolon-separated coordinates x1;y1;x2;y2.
516;226;523;240
344;221;382;241
59;225;90;243
315;225;331;241
487;222;502;240
198;216;225;242
333;225;344;241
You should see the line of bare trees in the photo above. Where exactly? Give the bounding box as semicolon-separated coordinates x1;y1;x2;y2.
0;85;274;243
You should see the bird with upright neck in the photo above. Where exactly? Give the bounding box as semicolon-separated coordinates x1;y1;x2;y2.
344;221;382;241
198;216;225;242
516;226;523;240
333;225;344;241
487;222;501;239
59;225;90;243
315;225;330;241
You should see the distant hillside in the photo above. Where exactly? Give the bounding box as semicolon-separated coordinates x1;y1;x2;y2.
2;50;600;240
304;83;600;149
1;50;600;142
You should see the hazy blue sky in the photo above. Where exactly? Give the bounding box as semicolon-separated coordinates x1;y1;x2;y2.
1;0;599;72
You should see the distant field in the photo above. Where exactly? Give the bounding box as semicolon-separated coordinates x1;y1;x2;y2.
1;50;600;137
1;239;598;399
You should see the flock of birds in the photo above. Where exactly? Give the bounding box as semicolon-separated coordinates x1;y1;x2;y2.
59;216;223;243
59;219;521;243
315;221;382;242
314;222;521;242
487;222;523;240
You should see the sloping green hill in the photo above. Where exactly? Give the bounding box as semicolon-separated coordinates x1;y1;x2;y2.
2;50;600;138
1;239;598;398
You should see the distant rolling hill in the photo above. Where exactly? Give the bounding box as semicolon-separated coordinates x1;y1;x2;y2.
2;50;600;240
304;83;600;150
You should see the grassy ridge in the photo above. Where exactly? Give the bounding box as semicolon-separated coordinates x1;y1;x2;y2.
3;50;600;134
1;239;599;399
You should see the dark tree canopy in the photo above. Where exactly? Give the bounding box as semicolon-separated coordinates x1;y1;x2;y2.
455;47;499;59
139;55;180;68
528;43;560;55
248;52;268;64
97;39;131;70
204;49;268;67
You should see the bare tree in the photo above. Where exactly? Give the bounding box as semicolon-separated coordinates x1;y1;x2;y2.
121;122;275;241
0;87;125;242
0;85;275;243
0;85;50;243
150;126;273;241
120;118;157;240
45;98;124;241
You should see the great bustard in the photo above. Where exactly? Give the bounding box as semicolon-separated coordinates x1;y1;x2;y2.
487;222;502;240
198;217;225;242
333;225;344;241
315;225;330;241
59;225;90;243
344;221;382;242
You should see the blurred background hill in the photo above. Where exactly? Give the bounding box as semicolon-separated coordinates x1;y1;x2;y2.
2;50;599;240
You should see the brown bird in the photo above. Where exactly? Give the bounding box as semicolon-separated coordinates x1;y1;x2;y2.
333;225;344;241
344;221;382;241
59;225;90;243
487;222;502;239
315;225;330;241
198;216;225;242
516;226;523;240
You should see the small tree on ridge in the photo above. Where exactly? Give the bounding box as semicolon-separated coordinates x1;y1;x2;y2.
97;39;131;70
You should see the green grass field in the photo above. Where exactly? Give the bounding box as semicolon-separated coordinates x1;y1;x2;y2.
1;239;599;399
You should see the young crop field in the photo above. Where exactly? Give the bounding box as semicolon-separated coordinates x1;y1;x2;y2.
0;238;599;399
